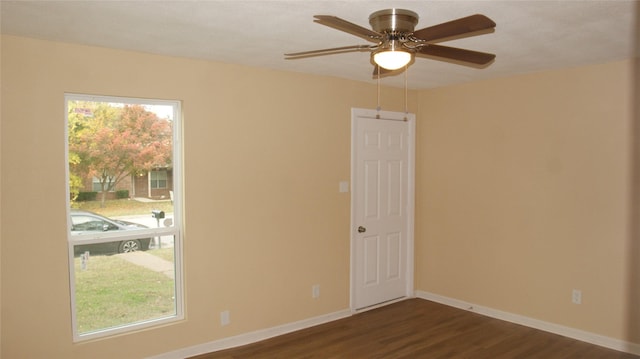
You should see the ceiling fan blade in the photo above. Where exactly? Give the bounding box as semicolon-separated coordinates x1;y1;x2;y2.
413;14;496;42
417;44;495;65
314;15;382;43
285;45;374;59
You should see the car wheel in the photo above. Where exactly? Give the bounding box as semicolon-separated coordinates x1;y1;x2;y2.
119;239;141;253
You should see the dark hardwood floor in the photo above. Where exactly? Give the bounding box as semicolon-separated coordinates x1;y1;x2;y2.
190;298;639;359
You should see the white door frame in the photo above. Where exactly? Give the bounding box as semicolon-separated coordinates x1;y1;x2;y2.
350;107;416;312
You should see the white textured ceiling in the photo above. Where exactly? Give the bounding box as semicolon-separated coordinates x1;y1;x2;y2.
1;0;637;90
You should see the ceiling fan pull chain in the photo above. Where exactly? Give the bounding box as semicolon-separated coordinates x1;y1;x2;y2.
404;65;408;121
376;65;381;119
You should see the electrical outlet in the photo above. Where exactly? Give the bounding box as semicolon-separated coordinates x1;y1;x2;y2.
572;289;582;304
312;284;320;299
220;310;230;326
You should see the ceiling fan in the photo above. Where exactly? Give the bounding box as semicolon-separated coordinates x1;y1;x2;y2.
285;9;496;76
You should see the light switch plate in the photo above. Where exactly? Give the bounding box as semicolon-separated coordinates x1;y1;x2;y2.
339;181;349;193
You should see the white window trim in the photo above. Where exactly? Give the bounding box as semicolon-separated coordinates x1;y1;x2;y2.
65;93;184;342
150;169;168;189
92;176;116;192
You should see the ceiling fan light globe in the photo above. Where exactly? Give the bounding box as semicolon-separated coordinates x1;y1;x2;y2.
374;50;411;70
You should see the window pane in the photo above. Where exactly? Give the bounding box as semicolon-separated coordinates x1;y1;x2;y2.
150;170;168;189
69;100;174;210
67;95;181;340
73;236;177;334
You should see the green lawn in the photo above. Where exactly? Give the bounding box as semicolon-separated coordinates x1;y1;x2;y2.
72;198;174;217
74;251;176;334
148;247;175;262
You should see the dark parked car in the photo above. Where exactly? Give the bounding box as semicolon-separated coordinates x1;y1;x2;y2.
70;209;151;255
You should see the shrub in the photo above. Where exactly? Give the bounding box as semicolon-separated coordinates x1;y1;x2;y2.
76;191;98;201
116;190;129;199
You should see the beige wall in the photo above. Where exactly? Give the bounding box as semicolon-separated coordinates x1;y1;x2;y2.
415;60;637;342
0;35;412;358
1;33;638;358
627;2;640;343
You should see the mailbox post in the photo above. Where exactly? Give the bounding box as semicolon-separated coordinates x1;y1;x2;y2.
151;210;165;248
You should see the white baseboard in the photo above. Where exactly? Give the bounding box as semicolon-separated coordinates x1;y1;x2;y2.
147;309;352;359
415;290;640;356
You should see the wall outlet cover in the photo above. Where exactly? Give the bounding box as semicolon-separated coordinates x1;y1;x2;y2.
220;310;230;326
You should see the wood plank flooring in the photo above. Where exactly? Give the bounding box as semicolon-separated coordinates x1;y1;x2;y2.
190;298;639;359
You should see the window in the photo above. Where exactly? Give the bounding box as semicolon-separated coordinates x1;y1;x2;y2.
92;176;114;192
66;94;183;341
150;170;168;189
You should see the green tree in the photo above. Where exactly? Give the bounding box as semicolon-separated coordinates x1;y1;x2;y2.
68;101;172;207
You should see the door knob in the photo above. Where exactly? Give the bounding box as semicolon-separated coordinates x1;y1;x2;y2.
357;226;366;233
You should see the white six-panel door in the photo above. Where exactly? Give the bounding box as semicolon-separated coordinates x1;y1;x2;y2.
351;108;415;310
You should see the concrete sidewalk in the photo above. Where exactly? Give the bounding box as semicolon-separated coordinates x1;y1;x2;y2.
132;197;171;203
117;251;175;279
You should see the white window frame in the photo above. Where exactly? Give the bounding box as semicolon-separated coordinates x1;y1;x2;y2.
150;169;168;189
92;176;115;192
65;93;184;342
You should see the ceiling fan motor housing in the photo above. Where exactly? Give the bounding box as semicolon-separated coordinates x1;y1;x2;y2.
369;9;419;34
369;8;419;69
